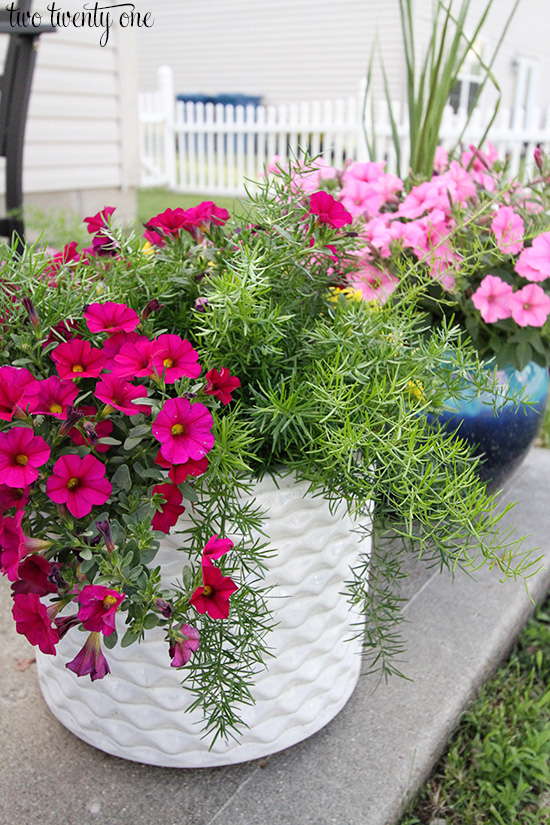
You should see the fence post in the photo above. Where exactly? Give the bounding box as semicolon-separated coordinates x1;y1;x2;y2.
158;65;177;189
356;78;369;162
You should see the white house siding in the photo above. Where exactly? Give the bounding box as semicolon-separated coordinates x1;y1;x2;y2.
138;0;550;120
1;0;139;225
138;0;404;105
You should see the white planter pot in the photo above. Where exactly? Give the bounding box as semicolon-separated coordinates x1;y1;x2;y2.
36;474;371;767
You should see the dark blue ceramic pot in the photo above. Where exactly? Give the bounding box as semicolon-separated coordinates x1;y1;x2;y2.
432;361;549;491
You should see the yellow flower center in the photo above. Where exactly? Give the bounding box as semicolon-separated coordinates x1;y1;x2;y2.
171;423;184;436
202;585;213;597
67;477;80;490
72;364;84;373
163;358;174;368
102;594;118;608
15;453;28;466
49;403;63;414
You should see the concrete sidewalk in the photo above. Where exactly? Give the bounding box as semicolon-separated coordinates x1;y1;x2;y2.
2;449;550;825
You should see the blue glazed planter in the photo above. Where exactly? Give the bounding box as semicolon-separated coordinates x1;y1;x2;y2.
432;361;549;491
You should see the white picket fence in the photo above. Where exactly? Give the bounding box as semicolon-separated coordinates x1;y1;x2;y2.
139;66;550;195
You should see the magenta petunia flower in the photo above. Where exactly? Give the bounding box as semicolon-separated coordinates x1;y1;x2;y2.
308;191;352;229
471;275;514;323
151;483;185;533
150;334;201;383
202;534;234;566
347;262;399;304
152;397;214;465
204;367;241;405
184;201;230;238
94;373;151;415
66;631;110;681
112;336;155;378
11;554;59;597
154;451;208;485
46;453;113;518
84;302;140;335
0;377;24;421
0;483;29;514
51;338;106;380
509;283;550;327
0;366;41;413
0;510;25;580
0;427;51;488
68;405;113;453
83;206;116;235
101;330;140;363
491;206;524;255
12;592;59;655
189;564;238;620
146;207;192;239
76;584;124;636
514;231;550;282
169;623;200;667
34;376;79;419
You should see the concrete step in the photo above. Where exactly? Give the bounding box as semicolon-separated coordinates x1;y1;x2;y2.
2;448;549;825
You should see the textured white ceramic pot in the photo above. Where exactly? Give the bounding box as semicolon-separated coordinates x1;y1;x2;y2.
36;474;371;767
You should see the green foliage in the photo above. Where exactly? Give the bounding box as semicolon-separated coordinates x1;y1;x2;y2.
401;600;550;824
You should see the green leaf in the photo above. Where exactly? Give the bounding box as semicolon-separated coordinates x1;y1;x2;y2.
120;628;140;647
79;547;93;560
516;341;532;371
97;437;122;446
124;436;143;451
103;629;118;649
111;463;132;492
143;613;159;629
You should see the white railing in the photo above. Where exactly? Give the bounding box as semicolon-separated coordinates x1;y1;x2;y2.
139;66;550;194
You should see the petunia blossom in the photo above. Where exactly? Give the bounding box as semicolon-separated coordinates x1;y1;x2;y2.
94;373;150;415
0;377;24;421
68;405;113;453
33;376;79;419
83;206;116;235
204;367;241;404
189;564;238;620
169;623;200;667
202;534;234;566
76;584;124;636
51;338;106;380
84;302;140;335
0;366;41;413
154;451;208;485
151;483;185;533
66;631;110;681
111;336;155;378
514;231;550;282
46;453;113;518
101;330;140;363
0;483;29;514
509;283;550;327
0;510;25;580
308;191;352;229
150;334;201;383
491;206;525;255
471;275;515;323
0;427;51;488
152;397;214;465
11;554;59;597
12;592;59;655
346;262;398;304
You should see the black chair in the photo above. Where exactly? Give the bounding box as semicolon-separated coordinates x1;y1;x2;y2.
0;0;54;247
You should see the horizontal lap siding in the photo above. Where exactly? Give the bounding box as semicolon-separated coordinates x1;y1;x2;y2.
15;2;133;194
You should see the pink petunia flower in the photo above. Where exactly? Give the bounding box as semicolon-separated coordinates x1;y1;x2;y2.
0;427;51;488
204;367;241;405
42;319;80;349
46;453;113;518
471;275;515;323
12;592;59;654
491;206;525;255
0;366;41;413
184;201;230;237
76;584;124;636
514;231;550;282
509;283;550;327
151;483;185;533
33;376;79;419
169;623;200;667
202;534;234;566
112;336;155;378
94;373;150;415
68;405;113;453
11;554;59;597
101;330;140;363
152;397;215;465
83;206;116;235
146;208;192;240
189;564;238;620
0;377;24;421
150;334;201;383
433;146;449;173
0;510;25;580
66;631;110;680
51;338;106;380
308;191;352;229
0;483;29;514
154;451;208;485
84;302;140;335
346;262;399;303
